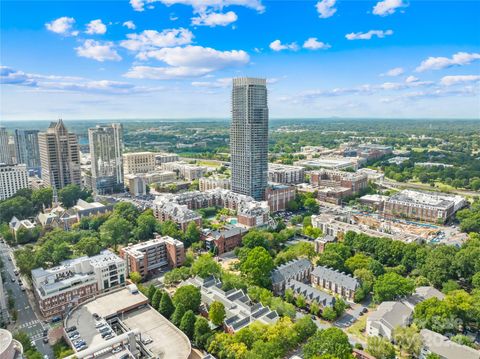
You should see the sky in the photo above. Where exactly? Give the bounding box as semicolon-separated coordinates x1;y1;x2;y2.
1;0;479;121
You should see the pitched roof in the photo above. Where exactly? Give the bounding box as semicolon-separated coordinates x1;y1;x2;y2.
420;329;480;359
367;301;412;331
271;259;312;284
287;279;335;307
311;265;359;291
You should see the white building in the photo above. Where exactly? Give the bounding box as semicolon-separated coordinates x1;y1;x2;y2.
0;164;29;200
366;301;412;340
268;163;305;184
199;177;231;191
419;329;480;359
123;152;156;175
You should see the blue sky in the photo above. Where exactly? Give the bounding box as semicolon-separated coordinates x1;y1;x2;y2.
1;0;479;120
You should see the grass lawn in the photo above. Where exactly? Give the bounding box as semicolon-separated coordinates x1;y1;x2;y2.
346;315;368;342
197;160;222;168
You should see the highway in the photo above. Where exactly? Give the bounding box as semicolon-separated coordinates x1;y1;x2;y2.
0;240;54;358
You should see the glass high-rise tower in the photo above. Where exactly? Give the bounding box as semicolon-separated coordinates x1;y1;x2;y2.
14;129;41;173
230;77;268;201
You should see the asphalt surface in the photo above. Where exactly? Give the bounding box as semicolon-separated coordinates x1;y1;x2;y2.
1;241;54;358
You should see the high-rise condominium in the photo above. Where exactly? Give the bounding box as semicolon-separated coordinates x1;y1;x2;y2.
38;119;81;189
230;77;269;201
88;124;124;194
0;127;13;165
14;129;41;172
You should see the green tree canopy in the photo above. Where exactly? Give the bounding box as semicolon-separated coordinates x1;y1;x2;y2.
173;285;201;313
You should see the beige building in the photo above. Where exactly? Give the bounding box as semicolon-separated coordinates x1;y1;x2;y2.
0;164;29;200
38;119;81;189
199;177;231;191
123;152;156;175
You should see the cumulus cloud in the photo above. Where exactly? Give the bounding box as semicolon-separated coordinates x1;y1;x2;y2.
124;45;249;79
85;19;107;35
120;28;193;52
192;77;278;88
381;67;404;77
130;0;264;13
405;75;418;83
346;29;393;40
75;40;122;62
123;21;136;30
440;75;480;86
269;40;298;51
45;17;78;36
303;37;331;50
416;52;480;72
0;66;158;94
316;0;337;18
372;0;407;16
191;11;238;27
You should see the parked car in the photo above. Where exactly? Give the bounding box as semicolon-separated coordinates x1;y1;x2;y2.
51;316;61;323
119;353;130;359
10;277;15;283
66;326;77;332
71;334;80;340
43;337;49;344
77;344;87;351
43;329;48;336
104;334;114;340
99;326;110;333
101;331;112;338
141;337;153;345
95;322;106;328
111;346;122;354
68;331;78;338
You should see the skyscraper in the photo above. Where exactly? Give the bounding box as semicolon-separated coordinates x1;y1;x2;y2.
38;119;81;189
88;124;124;194
0;127;13;165
230;77;269;201
14;129;41;173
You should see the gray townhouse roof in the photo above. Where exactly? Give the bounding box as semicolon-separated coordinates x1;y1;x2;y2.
271;259;312;285
287;279;335;308
367;301;412;331
404;286;445;308
207;226;247;240
311;265;360;291
420;329;480;359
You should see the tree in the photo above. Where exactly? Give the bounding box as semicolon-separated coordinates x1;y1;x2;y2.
194;316;212;349
442;280;460;294
151;289;163;310
171;303;186;327
304;198;319;214
191;253;221;279
31;187;53;211
393;325;422;356
147;285;156;302
99;216;132;250
303;328;352;359
159;292;175;319
179;310;196;339
209;301;226;326
183;222;201;247
285;288;294;303
451;334;475;348
366;336;395;359
113;202;140;222
58;184;90;208
421;245;458;288
173;285;201;313
242;230;270;250
74;236;101;256
472;272;480;289
310;301;320;316
373;272;414;303
321;307;337;321
129;271;142;284
295;294;306;309
160;220;182;239
240;246;274;288
133;210;157;241
334;299;347;317
293;316;317;342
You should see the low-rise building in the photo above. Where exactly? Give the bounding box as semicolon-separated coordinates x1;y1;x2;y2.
162;161;208;181
153;200;202;231
143;170;176;185
310;169;368;194
359;194;388;211
199;177;231;192
123;152;156;175
125;174;148;197
182;276;279;333
0;164;29;201
155;152;179;165
265;184;296;212
268;163;305;184
317;186;352;205
419;329;480;359
0;329;23;359
311;266;360;302
31;250;126;317
357;168;384;181
403;286;445;310
9;216;36;239
366;301;412;340
314;235;336;253
271;259;313;295
295;157;359;171
286;279;335;308
120;235;185;278
202;227;247;254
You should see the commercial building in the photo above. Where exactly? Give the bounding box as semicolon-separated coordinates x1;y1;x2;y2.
199;177;231;191
268;163;305;185
88;124;124;194
231;77;268;201
311;266;360;302
202;227;247;254
182;276;278;333
162;161;208;181
0;163;29;200
366;301;412;340
295;157;358;171
0;127;13;165
265;184;296;212
120;235;185;278
359;194;388;211
310;169;368;194
383;190;466;223
143;170;176;185
271;259;313;295
419;329;480;359
125;173;148;197
31;250;126;317
123;152;156;175
38;119;81;189
155;152;179;165
316;187;353;205
13;129;41;173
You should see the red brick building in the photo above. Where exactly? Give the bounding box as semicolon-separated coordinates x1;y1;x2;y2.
265;184;296;212
202;227;247;254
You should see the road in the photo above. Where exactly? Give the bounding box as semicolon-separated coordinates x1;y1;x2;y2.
0;241;54;358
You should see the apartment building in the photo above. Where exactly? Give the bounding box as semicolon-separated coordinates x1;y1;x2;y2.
366;301;412;340
0;127;14;165
31;250;126;317
310;169;368;193
271;259;313;295
0;164;29;200
311;266;360;302
268;163;305;185
265;184;296;212
13;129;41;172
199;177;231;191
162;161;208;181
155;153;179;165
120;235;185;278
202;227;247;254
123;152;156;175
419;329;480;359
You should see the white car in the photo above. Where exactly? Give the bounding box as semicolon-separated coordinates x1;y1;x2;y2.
111;346;123;354
95;322;106;328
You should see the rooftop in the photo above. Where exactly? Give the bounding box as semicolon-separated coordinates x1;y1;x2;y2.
368;301;412;330
311;266;359;291
388;190;465;209
420;329;480;359
287;279;335;307
271;259;312;284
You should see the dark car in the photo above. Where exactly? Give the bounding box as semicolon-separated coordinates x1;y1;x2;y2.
43;329;48;336
101;331;112;338
66;326;77;333
43;337;49;344
51;316;61;323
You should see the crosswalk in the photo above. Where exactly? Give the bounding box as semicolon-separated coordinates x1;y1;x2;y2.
18;319;40;329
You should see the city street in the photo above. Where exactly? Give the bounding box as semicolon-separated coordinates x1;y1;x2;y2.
0;241;54;358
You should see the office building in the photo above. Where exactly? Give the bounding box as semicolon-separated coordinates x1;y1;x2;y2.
310;169;368;194
155;153;179;165
265;184;296;212
38;119;81;189
294;157;359;171
0;164;29;200
230;77;268;201
0;128;11;165
88;124;124;194
120;234;185;278
123;152;156;175
13;129;41;173
31;250;126;317
125;174;148;197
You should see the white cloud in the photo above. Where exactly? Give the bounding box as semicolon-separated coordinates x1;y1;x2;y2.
346;30;393;40
191;78;232;88
303;37;331;50
372;0;407;16
120;28;193;52
191;11;238;27
85;19;107;35
316;0;337;18
130;0;264;13
416;52;480;72
440;75;480;86
405;75;418;83
123;21;136;30
125;45;249;79
75;40;122;62
130;0;146;11
381;67;404;77
269;40;299;51
45;17;78;36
